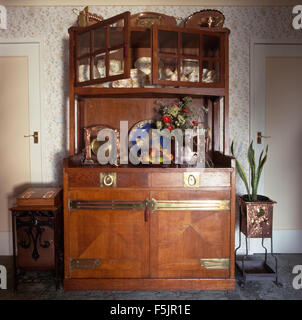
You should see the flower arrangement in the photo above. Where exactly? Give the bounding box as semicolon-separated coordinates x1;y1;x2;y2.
156;96;197;132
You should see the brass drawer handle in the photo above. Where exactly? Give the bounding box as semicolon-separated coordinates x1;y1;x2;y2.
184;172;200;188
188;175;196;186
104;175;113;186
100;172;116;187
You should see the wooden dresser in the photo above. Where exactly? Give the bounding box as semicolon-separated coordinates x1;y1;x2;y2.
63;11;236;290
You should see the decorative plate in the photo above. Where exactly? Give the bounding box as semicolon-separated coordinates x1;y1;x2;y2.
129;120;175;164
128;120;154;150
185;10;225;28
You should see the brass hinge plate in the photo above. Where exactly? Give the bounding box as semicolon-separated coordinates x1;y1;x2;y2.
70;258;100;270
200;258;229;270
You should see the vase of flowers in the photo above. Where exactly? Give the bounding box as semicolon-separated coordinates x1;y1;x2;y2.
153;97;199;164
155;96;197;132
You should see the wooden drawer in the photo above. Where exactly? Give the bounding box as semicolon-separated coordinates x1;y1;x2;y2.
68;169;148;188
151;171;231;188
67;168;232;189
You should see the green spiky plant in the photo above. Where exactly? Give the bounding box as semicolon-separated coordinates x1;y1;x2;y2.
231;140;268;201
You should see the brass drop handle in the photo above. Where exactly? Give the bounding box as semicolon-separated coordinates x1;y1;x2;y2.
103;174;114;187
100;172;116;187
184;172;200;188
24;131;39;144
188;175;196;186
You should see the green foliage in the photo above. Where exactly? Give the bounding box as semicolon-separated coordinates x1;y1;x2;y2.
231;141;268;201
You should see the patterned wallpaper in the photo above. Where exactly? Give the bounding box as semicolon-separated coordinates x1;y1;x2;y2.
0;6;299;192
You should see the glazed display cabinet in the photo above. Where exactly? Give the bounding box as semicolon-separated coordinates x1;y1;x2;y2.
63;11;236;290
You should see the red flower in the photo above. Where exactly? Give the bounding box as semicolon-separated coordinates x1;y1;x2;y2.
173;104;179;108
162;115;171;123
192;121;198;126
167;125;174;131
183;108;189;114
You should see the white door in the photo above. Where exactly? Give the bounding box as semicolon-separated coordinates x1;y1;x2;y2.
250;41;302;253
0;42;42;255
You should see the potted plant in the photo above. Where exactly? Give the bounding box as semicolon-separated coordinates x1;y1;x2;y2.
231;141;276;238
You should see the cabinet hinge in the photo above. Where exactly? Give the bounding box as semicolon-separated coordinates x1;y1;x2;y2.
200;258;229;270
70;258;101;270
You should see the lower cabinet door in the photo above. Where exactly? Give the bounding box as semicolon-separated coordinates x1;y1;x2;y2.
68;191;149;279
150;191;231;279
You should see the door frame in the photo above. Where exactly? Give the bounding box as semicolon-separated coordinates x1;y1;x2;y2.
249;38;302;253
0;38;44;183
0;39;43;255
250;38;302;164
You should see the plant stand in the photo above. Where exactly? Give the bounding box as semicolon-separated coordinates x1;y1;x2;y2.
235;196;282;287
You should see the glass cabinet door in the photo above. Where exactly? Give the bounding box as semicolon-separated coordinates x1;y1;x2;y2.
75;11;130;86
152;26;224;87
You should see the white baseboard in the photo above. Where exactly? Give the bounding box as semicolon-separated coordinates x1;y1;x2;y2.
0;232;13;255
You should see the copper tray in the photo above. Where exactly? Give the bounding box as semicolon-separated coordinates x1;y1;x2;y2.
185;10;225;28
130;12;177;27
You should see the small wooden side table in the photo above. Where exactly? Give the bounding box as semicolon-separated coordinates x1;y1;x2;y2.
10;188;63;290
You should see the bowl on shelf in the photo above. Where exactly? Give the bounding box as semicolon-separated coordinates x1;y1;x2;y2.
134;57;152;75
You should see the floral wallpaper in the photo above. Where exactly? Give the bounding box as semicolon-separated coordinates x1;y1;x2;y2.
0;5;299;192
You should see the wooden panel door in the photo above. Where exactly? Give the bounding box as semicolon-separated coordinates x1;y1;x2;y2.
152;25;225;87
74;11;130;87
68;191;149;278
150;190;231;278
